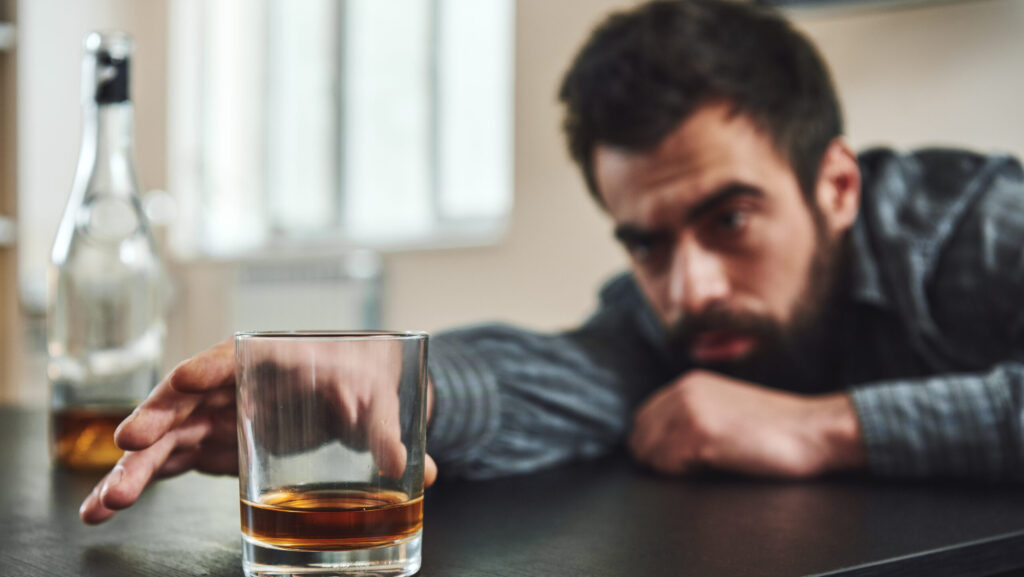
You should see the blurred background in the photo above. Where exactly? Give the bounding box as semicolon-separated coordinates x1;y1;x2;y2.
2;0;1023;407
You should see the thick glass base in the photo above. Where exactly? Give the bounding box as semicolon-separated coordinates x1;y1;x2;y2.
242;530;422;576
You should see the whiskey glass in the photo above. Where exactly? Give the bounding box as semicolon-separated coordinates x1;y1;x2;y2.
235;331;428;576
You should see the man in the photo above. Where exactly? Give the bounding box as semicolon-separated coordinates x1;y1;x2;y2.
81;0;1024;524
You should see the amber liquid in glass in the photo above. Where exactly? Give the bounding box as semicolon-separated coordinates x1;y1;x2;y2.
51;406;131;470
241;484;423;551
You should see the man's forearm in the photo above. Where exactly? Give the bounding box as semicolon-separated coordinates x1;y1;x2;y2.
850;363;1024;480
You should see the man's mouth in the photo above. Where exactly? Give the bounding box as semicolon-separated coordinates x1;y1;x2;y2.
690;331;755;364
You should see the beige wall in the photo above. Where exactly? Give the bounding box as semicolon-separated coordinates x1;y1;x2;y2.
796;0;1024;156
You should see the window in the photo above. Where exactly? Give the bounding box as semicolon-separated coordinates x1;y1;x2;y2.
168;0;514;257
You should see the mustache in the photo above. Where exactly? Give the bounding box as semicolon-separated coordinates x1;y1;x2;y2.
666;308;782;353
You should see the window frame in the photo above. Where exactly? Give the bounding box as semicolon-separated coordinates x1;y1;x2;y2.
167;0;514;261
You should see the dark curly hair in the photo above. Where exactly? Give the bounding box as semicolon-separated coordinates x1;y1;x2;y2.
558;0;843;204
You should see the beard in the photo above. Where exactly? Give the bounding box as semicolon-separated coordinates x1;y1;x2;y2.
665;220;849;393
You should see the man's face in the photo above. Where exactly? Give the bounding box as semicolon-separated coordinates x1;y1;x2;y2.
594;102;848;377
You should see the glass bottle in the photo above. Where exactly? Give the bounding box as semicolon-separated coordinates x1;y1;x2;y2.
47;32;165;470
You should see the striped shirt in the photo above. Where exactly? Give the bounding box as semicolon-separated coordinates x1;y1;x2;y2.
427;148;1024;481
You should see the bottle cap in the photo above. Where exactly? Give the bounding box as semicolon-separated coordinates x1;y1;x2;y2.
82;31;133;104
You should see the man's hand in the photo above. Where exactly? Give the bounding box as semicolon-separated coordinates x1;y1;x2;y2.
80;339;438;525
628;370;866;478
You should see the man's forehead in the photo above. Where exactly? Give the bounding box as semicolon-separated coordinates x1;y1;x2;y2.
592;105;790;223
595;148;712;225
593;143;742;225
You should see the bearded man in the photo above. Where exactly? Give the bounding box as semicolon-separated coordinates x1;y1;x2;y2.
80;0;1024;524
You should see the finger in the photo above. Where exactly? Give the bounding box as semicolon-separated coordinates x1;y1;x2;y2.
147;404;235;448
333;385;367;450
629;408;671;463
628;388;673;459
169;338;236;393
426;377;435;424
82;413;225;524
626;383;684;461
115;344;235;451
114;380;202;451
649;436;697;476
80;477;116;525
367;390;407;479
651;457;696;476
79;452;161;525
199;386;237;411
99;435;179;511
101;414;214;511
634;384;672;431
425;453;437;487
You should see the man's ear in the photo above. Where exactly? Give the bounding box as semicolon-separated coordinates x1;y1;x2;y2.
814;138;861;239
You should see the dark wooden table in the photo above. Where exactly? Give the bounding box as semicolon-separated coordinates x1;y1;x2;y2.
3;407;1024;577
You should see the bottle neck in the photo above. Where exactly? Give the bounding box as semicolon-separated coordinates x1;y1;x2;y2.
79;101;139;198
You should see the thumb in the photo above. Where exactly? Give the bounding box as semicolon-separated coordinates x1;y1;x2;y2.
425;453;438;487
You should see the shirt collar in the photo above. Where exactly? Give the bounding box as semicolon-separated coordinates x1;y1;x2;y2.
847;215;890;308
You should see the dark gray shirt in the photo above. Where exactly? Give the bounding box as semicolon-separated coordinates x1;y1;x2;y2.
426;148;1024;481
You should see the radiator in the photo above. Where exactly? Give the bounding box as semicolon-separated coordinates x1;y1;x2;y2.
232;250;382;332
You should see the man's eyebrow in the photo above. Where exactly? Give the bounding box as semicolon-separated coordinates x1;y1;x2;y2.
686;182;764;224
613;183;764;245
614;224;671;245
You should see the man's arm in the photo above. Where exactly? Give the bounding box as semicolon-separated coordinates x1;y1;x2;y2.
628;370;866;478
424;274;672;480
851;365;1024;480
625;365;1024;482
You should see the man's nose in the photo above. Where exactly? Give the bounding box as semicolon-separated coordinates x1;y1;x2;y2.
668;237;730;316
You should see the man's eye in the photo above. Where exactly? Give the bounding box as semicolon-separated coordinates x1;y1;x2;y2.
627;240;668;266
628;242;653;262
715;209;749;232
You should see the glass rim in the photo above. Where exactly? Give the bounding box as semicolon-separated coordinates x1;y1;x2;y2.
234;330;428;341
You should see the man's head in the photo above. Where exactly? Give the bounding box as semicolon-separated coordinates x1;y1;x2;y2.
559;0;862;378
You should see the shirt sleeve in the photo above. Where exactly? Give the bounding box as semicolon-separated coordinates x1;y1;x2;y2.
425;275;671;480
850;365;1024;481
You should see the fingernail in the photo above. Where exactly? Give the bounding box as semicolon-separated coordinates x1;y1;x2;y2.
114;412;136;439
80;485;99;516
100;466;125;499
120;410;139;428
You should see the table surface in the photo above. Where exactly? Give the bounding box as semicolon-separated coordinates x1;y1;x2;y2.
2;407;1024;577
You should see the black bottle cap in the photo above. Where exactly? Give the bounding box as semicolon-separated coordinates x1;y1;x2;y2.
95;51;130;103
83;32;133;105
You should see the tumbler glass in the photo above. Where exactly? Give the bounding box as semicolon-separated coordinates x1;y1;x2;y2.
235;331;428;577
